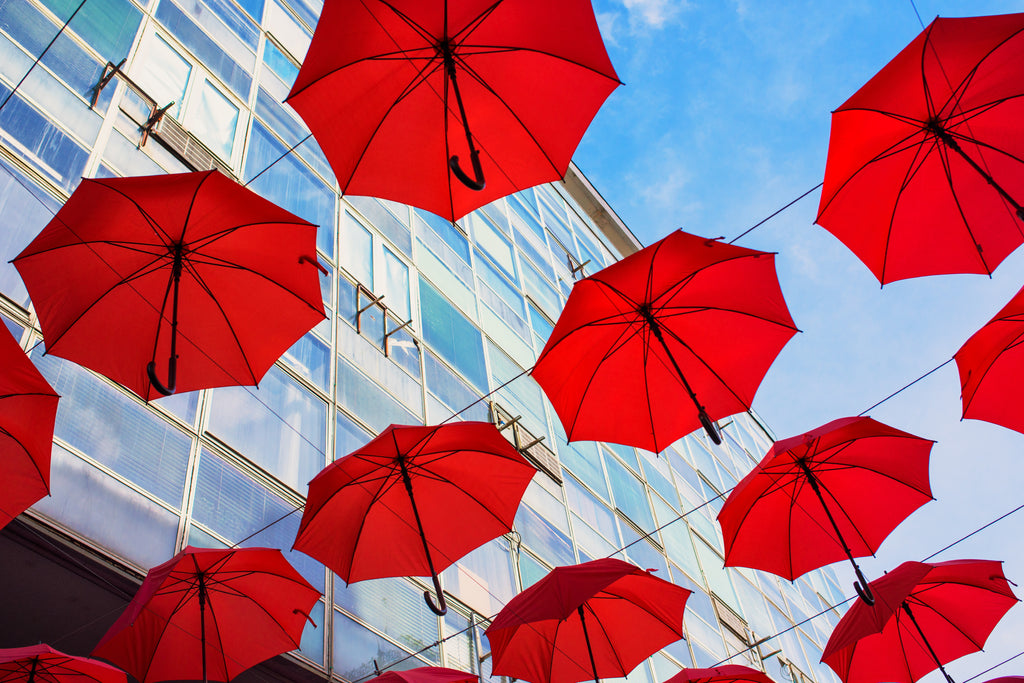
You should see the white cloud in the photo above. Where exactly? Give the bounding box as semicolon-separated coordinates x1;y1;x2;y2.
596;11;620;47
621;0;689;30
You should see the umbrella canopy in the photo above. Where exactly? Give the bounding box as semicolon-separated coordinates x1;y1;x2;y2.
0;644;125;683
365;667;477;683
532;229;798;451
955;283;1024;433
822;559;1019;683
485;558;691;683
13;170;326;400
0;324;60;530
92;546;320;683
661;666;776;683
718;416;934;603
293;421;536;615
285;0;620;222
816;12;1024;284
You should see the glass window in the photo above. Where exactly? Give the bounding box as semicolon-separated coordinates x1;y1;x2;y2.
40;0;141;60
207;365;328;491
333;611;428;680
347;196;412;257
616;521;667;576
514;503;574;568
340;212;373;286
419;278;486;391
382;247;410;321
694;537;741;613
34;444;179;569
555;429;608;501
253;87;332;183
0;160;58;306
263;36;297;85
280;329;330;392
336;409;371;460
565;475;617;543
422;349;486;423
519;257;560;318
606;456;655;533
469;212;517;281
155;0;251;99
442;610;475;672
133;33;191;117
441;538;516;617
188;78;238;160
415;208;470;263
34;353;192;507
0;84;88;191
337;356;419;432
517;550;548;590
335;577;440;662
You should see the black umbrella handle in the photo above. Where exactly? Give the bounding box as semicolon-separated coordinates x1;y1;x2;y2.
424;572;448;616
853;565;875;606
148;244;183;396
449;151;485;191
147;357;177;396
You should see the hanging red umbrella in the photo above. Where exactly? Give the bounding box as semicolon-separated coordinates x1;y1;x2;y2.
92;546;319;683
662;666;776;683
13;170;326;400
955;283;1024;433
485;558;691;683
718;416;934;604
365;667;476;683
285;0;620;222
821;559;1019;683
293;421;536;616
532;229;798;451
0;325;60;530
816;12;1024;284
0;644;125;683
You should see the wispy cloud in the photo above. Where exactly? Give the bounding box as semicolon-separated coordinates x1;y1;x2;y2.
621;0;689;29
596;11;621;47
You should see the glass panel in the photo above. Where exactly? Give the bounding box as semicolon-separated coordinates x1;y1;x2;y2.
299;600;325;664
34;444;178;569
517;550;548;590
187;78;238;160
0;84;88;191
154;0;251;99
382;247;410;321
340;212;373;286
415;208;470;264
441;538;516;617
280;329;330;392
419;278;486;391
0;160;58;306
422;350;486;423
514;503;574;568
443;610;475;671
40;0;141;60
337;356;419;432
335;577;440;662
207;365;327;491
468;212;516;281
555;431;608;501
34;353;191;507
336;409;372;460
333;611;428;680
606;456;655;533
347;196;411;257
564;475;617;543
133;33;191;118
694;537;740;613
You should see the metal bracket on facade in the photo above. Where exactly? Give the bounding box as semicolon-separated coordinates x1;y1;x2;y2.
520;435;545;450
569;255;591;279
140;101;174;147
90;58;126;108
355;290;385;334
383;318;413;356
497;415;522;431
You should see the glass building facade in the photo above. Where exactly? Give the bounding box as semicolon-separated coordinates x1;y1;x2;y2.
0;0;847;682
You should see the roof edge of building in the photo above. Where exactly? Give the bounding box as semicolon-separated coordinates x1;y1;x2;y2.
560;162;644;256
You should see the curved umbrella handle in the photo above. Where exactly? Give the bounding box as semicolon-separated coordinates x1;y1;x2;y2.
853;565;875;606
147;357;177;396
699;409;722;445
449;150;486;191
424;573;448;616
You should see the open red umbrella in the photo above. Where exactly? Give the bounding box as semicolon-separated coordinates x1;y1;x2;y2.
92;546;319;683
821;559;1019;683
718;416;934;604
0;644;125;683
285;0;620;221
816;12;1024;284
662;666;776;683
955;283;1024;433
293;421;536;616
13;170;326;400
485;558;691;683
365;667;476;683
0;325;60;530
532;230;798;451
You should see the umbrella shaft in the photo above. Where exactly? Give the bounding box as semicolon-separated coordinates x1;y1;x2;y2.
577;605;601;683
645;315;703;411
797;461;858;563
27;656;37;683
901;602;956;683
199;573;208;683
441;44;476;157
399;460;440;584
933;127;1024;218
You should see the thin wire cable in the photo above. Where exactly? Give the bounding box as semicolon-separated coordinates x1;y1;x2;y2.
923;501;1024;562
909;0;926;30
729;183;823;245
964;650;1024;683
0;0;88;114
858;358;953;416
243;133;313;188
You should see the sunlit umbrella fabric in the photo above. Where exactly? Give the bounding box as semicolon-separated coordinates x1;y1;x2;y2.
0;644;125;683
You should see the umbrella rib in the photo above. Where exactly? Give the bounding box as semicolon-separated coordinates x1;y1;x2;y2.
183;218;317;253
582;601;629;676
935;133;993;275
369;0;436;47
961;328;1024;416
202;589;231;682
13;238;170;260
640;319;661;448
894;608;922;683
338;468;403;581
450;0;505;44
908;595;988;650
84;180;177;246
0;424;49;495
656;324;764;409
814;458;934;498
457;44;623;85
936;23;1024;132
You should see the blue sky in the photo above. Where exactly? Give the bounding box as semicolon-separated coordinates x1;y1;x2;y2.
574;1;1024;678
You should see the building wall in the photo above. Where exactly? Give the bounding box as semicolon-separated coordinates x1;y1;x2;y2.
0;0;846;681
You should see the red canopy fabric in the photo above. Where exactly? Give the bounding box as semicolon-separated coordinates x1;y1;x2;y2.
0;644;125;683
365;667;477;683
822;559;1019;683
661;666;776;683
0;325;59;530
955;283;1024;433
533;230;798;452
13;171;326;401
816;12;1024;284
486;558;690;683
719;416;934;581
93;546;319;683
293;421;535;588
286;0;620;222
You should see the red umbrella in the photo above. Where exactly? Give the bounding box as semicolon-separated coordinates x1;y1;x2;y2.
718;416;934;604
13;170;326;400
293;421;536;616
285;0;620;222
0;644;125;683
955;283;1024;433
485;558;691;683
0;325;59;530
92;546;319;683
821;559;1019;683
816;12;1024;284
365;667;476;683
532;230;798;451
662;666;776;683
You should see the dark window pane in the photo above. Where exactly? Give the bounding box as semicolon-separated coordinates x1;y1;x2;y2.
419;278;486;391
